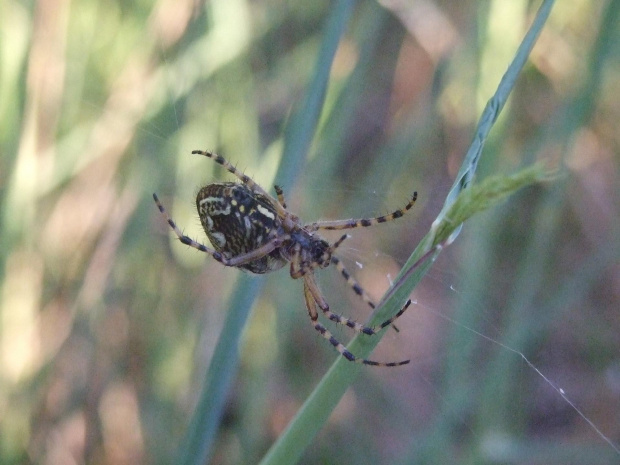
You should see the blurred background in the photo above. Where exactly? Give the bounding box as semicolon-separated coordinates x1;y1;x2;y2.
1;0;619;463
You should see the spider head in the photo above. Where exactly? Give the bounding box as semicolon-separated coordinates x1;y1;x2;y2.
290;231;332;272
310;237;332;269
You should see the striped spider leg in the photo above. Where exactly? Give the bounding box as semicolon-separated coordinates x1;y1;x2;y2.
305;191;417;231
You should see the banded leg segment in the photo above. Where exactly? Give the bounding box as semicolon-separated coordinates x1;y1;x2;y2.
306;191;418;231
331;255;400;332
331;255;377;310
304;273;412;337
303;278;410;367
274;185;287;209
153;193;287;267
192;150;288;217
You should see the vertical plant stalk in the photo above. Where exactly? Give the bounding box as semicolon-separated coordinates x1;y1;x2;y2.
258;1;556;464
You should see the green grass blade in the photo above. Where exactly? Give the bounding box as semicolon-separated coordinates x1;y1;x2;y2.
437;0;556;223
278;0;356;189
258;1;556;464
179;274;264;465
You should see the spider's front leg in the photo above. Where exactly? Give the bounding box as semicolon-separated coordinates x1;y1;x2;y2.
303;273;410;367
304;272;411;335
322;234;401;331
305;191;418;231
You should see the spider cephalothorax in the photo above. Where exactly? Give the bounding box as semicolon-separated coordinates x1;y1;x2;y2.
154;150;418;366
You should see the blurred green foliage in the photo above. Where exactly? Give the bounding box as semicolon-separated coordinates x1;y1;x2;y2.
0;1;618;464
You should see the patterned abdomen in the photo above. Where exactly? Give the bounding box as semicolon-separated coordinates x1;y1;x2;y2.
196;182;287;274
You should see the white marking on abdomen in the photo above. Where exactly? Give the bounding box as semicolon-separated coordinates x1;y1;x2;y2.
256;204;275;220
199;197;231;216
210;232;226;248
244;216;252;237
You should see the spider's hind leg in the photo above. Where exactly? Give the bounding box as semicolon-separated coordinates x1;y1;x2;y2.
192;149;287;216
153;193;286;267
192;149;260;191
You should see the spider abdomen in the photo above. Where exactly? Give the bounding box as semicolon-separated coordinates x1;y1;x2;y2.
196;182;287;274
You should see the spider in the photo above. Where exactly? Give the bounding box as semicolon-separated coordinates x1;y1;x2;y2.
153;150;418;367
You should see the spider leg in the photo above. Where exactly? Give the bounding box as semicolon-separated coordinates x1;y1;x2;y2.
330;255;376;309
274;185;287;209
303;276;409;367
304;272;411;336
289;243;305;279
306;191;417;231
329;233;349;252
153;193;287;267
330;254;399;331
192;150;288;217
328;235;400;331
